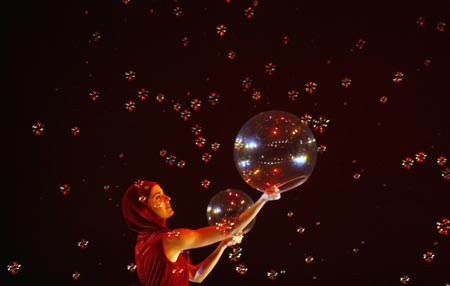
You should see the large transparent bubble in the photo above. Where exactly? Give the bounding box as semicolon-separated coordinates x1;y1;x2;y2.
206;188;256;234
234;110;317;193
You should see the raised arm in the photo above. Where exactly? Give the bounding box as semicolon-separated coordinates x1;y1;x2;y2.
163;188;280;261
188;234;243;283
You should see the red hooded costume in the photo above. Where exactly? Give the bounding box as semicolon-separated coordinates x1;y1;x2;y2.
122;180;191;286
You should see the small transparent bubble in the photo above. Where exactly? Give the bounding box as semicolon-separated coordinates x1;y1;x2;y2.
156;93;165;102
353;247;360;253
400;274;410;284
305;255;314;263
287;211;294;218
72;271;81;280
417;16;425;27
191;124;202;136
77;239;89;249
297;226;306;234
124;70;136;81
422;251;435;263
228;246;242;262
436;156;447;166
252;90;262;101
282;35;290;45
441;167;449;180
127;262;137;272
167;231;181;239
201;179;211;189
264;62;276;75
181;36;190;47
392;72;404;83
353;173;361;180
340;77;352;88
305;81;318;94
60;184;71;195
436;21;446;32
211;142;220;151
401;157;414;170
208;92;220;106
235;263;248;275
88;31;101;44
171;266;184;275
89;90;100;102
177;160;186;168
173;6;182;17
103;185;110;191
287;89;299;101
415;152;427;163
125;100;136;112
227;50;236;60
7;261;22;275
355;38;366;50
32;121;45;135
311;116;330;134
242;77;253;90
71;126;81;136
380;96;388;104
300;114;313;126
436;217;450;235
267;269;278;280
137;88;149;101
159;149;168;157
165;154;177;166
201;152;212;163
195;136;206;148
190;98;202;110
216;24;227;36
317;145;327;153
173;102;182;112
244;6;255;19
180;109;191;121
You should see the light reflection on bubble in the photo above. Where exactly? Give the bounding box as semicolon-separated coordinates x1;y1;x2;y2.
77;238;89;249
287;89;299;101
436;156;447;166
244;6;255;19
208;92;220;106
72;271;81;280
7;261;22;275
436;21;447;32
201;152;212;163
137;88;149;101
127;262;137;272
340;77;352;88
32;121;45;135
401;157;414;170
380;96;388;104
216;24;227;36
195;136;206;148
392;72;404;83
125;100;136;112
415;152;427;163
235;263;248;275
422;251;435;262
264;62;276;75
124;70;136;81
211;142;220;151
60;184;71;195
201;179;211;189
267;268;278;280
305;81;318;94
400;274;410;284
71;126;81;136
228;245;242;262
297;226;306;234
436;217;449;235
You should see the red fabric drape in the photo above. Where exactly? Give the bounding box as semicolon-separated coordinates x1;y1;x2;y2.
122;180;191;286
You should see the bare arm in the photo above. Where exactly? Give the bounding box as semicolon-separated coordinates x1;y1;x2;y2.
163;188;280;260
188;235;243;283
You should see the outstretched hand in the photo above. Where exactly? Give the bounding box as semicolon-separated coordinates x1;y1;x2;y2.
261;185;281;201
223;233;244;247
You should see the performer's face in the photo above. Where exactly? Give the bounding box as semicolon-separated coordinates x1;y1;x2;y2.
148;184;174;219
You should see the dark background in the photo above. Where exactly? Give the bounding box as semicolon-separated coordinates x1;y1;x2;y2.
6;0;449;285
